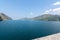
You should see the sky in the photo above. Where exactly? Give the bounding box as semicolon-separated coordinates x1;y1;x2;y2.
0;0;60;19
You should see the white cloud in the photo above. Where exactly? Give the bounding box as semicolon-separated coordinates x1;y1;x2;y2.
44;9;52;14
42;1;60;15
43;8;60;15
53;8;60;12
30;12;33;15
27;12;34;18
53;1;60;6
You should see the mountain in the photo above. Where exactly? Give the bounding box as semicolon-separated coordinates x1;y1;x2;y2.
0;13;12;21
33;14;60;21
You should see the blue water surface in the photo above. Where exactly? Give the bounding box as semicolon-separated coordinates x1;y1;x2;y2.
0;20;60;40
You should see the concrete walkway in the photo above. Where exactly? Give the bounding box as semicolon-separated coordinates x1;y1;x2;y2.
33;33;60;40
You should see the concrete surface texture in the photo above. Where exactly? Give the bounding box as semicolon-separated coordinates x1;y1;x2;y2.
33;33;60;40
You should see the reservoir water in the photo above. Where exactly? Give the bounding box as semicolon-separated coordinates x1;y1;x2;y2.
0;20;60;40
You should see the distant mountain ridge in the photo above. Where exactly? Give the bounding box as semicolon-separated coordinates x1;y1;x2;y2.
1;13;60;21
33;14;60;21
0;13;12;21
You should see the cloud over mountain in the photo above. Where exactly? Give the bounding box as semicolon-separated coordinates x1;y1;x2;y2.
43;8;60;15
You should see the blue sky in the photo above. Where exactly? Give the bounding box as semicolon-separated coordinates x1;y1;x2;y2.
0;0;60;19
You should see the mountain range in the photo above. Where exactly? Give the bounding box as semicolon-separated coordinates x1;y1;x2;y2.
33;14;60;21
0;13;12;21
0;13;60;21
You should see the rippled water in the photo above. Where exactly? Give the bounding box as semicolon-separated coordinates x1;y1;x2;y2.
0;20;60;40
